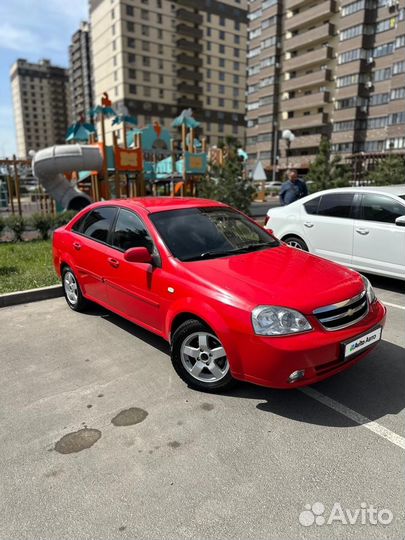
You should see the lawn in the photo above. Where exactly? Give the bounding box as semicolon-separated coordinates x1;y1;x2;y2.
0;240;59;293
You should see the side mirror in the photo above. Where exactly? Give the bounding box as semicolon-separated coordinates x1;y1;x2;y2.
124;247;152;264
395;215;405;227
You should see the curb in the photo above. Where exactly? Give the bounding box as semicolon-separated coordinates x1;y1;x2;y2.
0;284;63;308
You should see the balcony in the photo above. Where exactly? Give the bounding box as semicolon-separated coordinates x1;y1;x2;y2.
177;82;202;94
289;134;322;150
285;23;335;52
177;68;203;81
177;97;203;109
282;69;332;92
285;0;337;31
284;46;333;72
281;91;330;112
176;39;203;53
176;24;203;39
176;9;203;25
286;0;313;10
176;54;203;68
280;113;328;130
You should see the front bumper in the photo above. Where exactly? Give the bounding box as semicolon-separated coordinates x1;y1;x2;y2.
231;300;386;388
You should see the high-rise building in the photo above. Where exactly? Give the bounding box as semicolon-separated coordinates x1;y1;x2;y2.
10;59;70;158
89;0;248;146
69;21;94;123
246;0;405;171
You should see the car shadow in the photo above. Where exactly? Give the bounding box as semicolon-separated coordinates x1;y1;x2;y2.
365;273;405;295
83;304;404;429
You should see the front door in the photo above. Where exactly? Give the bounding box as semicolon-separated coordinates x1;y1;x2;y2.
353;193;405;279
104;208;168;333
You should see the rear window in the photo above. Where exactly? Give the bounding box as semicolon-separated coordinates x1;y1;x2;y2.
304;197;321;215
317;193;354;218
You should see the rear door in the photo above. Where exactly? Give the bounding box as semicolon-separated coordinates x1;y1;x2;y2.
103;208;168;333
70;206;117;304
301;192;355;266
352;193;405;279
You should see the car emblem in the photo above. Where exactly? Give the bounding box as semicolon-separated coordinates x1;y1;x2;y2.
347;308;354;317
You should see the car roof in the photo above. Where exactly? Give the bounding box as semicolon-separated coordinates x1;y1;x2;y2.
304;185;405;198
89;197;227;213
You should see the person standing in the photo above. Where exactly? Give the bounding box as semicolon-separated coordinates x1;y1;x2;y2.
279;169;307;205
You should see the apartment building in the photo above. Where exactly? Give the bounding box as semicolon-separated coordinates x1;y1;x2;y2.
90;0;248;146
10;59;70;158
69;21;94;123
246;0;405;171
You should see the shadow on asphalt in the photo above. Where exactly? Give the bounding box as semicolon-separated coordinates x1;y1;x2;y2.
365;273;405;295
82;304;404;429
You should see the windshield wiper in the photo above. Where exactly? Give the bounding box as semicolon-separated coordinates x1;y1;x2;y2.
183;242;276;261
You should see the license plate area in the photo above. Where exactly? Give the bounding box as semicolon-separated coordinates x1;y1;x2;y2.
342;326;382;360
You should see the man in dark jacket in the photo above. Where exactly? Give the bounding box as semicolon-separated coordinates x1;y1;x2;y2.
280;169;308;205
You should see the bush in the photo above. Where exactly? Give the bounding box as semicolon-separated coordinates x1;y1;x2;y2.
30;213;53;240
6;215;25;242
52;210;78;228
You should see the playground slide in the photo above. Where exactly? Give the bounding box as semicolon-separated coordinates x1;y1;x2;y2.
32;144;103;210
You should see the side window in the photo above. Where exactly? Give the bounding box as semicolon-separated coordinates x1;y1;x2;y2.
81;207;117;243
111;209;154;252
361;194;405;224
317;193;354;218
304;196;321;215
72;213;87;232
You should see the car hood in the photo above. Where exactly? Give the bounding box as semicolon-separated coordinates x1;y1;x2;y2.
181;245;364;314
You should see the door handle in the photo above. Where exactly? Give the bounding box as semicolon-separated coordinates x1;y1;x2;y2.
356;228;369;235
73;241;81;250
304;222;314;228
108;257;120;268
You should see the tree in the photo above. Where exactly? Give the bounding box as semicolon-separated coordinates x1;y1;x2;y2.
198;142;255;215
306;137;351;192
369;154;405;185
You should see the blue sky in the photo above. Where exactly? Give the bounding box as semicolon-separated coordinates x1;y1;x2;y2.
0;0;88;157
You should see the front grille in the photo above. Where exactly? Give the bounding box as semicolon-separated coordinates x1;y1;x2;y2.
313;291;368;331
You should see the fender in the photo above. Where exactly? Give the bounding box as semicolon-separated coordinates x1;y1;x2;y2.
165;296;244;376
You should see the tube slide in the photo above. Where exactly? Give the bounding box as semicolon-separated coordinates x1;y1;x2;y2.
32;144;103;210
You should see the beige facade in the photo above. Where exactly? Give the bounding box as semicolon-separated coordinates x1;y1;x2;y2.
90;0;248;146
10;59;70;158
246;0;405;171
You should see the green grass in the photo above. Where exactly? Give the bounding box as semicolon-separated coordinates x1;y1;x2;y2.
0;240;59;294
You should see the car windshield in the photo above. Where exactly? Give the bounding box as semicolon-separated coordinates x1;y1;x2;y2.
399;195;405;201
150;207;280;262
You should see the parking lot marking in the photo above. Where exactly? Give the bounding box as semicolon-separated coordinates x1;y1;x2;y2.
301;387;405;451
383;301;405;311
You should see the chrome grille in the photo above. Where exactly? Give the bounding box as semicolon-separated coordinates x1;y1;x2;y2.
313;291;368;331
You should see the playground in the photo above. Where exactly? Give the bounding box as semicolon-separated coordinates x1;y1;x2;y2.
0;94;247;221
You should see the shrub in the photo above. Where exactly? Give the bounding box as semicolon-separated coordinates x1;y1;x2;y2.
52;210;78;228
30;213;53;240
6;215;25;242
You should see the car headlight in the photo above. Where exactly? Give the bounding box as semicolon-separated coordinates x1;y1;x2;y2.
252;306;312;336
361;275;377;304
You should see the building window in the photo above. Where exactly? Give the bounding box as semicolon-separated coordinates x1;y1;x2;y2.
141;9;149;20
389;112;405;124
127;21;134;32
159;89;164;98
142;41;149;51
235;21;240;31
234;35;240;44
369;93;389;106
219;58;225;67
233;88;239;97
395;34;405;48
143;56;150;66
127;37;135;48
234;48;240;58
219;98;225;107
219;85;225;94
219;44;225;54
374;42;394;57
219;16;225;26
144;86;151;97
219;72;225;81
367;116;388;129
391;87;405;100
126;4;134;16
219;30;225;40
234;61;240;70
143;71;150;81
128;68;135;79
393;61;405;74
373;67;391;81
233;74;239;84
338;48;367;64
129;84;136;94
128;53;135;64
141;25;149;36
376;17;397;33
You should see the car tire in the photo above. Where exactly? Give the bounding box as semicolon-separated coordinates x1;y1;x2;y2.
284;235;308;251
62;266;89;312
171;320;236;393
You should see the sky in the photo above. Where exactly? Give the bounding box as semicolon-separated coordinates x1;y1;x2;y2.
0;0;88;157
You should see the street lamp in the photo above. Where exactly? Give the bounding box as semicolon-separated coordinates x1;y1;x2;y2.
282;129;295;168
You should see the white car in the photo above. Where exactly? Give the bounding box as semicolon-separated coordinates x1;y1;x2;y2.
264;185;405;281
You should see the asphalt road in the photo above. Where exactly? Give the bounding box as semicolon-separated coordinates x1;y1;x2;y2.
250;199;280;217
0;275;404;540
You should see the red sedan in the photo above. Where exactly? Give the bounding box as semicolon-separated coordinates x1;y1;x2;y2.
53;198;386;392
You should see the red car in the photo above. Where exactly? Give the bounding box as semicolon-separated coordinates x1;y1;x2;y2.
53;198;386;392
